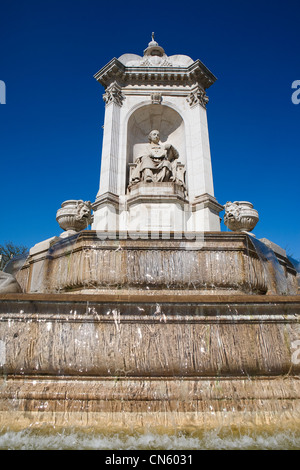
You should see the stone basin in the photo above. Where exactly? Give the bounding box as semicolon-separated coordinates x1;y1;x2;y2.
0;292;299;432
15;231;298;295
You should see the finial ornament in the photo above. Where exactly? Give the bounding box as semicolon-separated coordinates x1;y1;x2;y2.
144;32;165;57
149;32;158;46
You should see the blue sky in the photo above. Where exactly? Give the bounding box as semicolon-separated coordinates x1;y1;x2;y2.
0;0;299;260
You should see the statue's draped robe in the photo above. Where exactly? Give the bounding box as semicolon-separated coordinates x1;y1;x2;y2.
132;143;178;183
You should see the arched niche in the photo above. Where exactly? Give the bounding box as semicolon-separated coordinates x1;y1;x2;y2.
126;104;186;174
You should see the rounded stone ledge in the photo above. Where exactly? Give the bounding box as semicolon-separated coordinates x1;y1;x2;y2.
0;298;299;378
1;292;300;304
1;377;300;433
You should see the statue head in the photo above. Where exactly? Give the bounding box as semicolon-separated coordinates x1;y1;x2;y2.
148;130;160;144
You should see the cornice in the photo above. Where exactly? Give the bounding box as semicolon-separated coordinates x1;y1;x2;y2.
94;58;217;90
192;193;224;213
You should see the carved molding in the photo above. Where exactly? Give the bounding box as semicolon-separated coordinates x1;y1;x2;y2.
187;86;209;109
94;58;217;90
140;56;173;67
103;82;125;107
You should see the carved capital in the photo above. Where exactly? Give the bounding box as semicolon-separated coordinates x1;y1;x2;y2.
103;82;125;107
187;86;209;109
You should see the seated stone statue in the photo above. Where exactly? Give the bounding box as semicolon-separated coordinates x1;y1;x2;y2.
130;130;180;184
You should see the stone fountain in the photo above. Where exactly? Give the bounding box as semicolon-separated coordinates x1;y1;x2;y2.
0;35;299;438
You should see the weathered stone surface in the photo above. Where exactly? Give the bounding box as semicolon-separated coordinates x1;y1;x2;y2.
0;376;299;433
0;293;299;431
0;293;299;377
16;231;298;296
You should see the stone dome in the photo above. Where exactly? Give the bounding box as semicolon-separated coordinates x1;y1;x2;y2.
118;34;194;67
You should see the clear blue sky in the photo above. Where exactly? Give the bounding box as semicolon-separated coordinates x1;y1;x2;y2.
0;0;299;260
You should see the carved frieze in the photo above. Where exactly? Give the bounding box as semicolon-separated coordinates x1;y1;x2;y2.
140;56;173;67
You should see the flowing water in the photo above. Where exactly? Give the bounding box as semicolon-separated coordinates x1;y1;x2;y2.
1;427;300;450
248;236;290;295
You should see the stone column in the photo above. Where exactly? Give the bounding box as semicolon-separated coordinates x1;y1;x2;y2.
96;82;124;199
185;86;222;231
186;86;215;201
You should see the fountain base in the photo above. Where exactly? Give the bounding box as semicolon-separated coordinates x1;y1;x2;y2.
0;293;299;433
1;376;299;433
15;232;298;296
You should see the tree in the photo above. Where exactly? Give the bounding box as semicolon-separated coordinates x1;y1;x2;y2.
0;241;28;270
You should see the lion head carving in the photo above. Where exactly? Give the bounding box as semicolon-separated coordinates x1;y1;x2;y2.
223;201;259;232
224;202;241;225
75;200;92;226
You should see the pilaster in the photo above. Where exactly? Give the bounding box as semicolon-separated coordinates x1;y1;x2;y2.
185;87;215;201
96;83;124;199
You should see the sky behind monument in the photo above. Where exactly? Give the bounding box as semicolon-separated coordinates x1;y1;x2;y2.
0;0;299;260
